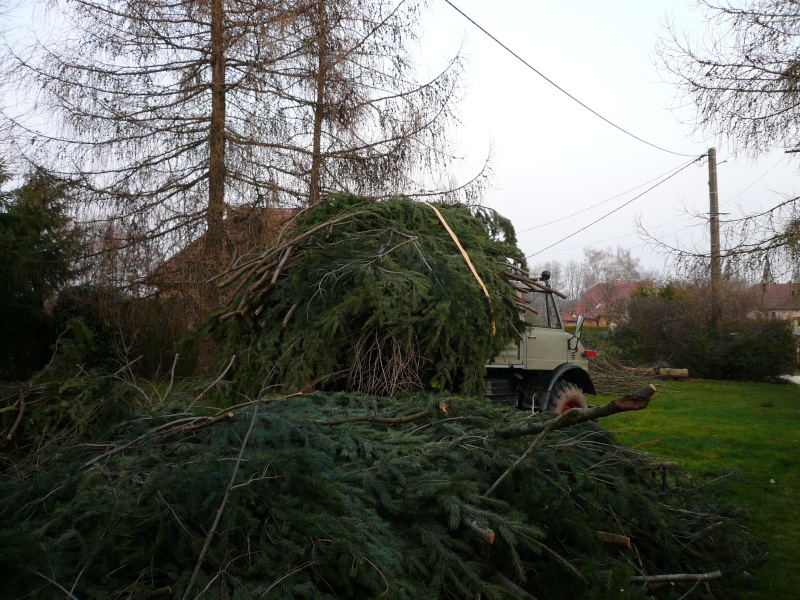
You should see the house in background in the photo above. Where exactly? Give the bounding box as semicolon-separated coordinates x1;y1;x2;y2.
561;281;648;327
149;205;299;339
153;205;298;294
747;282;800;324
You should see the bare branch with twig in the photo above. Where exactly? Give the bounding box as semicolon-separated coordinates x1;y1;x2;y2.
182;406;259;600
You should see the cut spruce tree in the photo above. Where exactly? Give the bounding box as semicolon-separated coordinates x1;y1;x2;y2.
0;375;762;599
207;195;543;398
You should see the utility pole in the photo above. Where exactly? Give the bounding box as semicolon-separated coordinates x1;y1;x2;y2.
708;148;721;322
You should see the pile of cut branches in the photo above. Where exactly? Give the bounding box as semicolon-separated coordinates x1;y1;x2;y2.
207;195;549;397
0;374;762;600
588;352;656;395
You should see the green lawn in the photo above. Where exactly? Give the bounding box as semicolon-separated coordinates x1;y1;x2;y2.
599;380;800;599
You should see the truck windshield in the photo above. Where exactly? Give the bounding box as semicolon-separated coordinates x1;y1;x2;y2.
524;291;562;329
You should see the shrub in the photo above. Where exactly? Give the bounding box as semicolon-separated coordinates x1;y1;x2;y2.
712;320;795;380
50;285;215;378
609;284;795;380
0;166;81;379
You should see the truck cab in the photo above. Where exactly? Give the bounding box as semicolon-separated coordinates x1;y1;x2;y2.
485;272;595;412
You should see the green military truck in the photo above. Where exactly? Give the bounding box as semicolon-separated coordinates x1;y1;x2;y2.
485;271;596;413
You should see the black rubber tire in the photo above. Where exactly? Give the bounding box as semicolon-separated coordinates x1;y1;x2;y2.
548;381;588;413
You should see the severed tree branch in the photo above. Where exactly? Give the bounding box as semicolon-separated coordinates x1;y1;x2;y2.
485;417;557;498
162;353;180;404
487;385;657;497
475;557;539;600
84;412;235;467
0;403;19;415
281;303;299;328
32;571;80;600
630;571;722;584
497;385;657;440
689;521;725;543
596;531;631;548
6;392;26;441
462;518;495;545
501;271;568;299
189;355;236;409
261;561;319;597
314;409;430;426
315;399;452;426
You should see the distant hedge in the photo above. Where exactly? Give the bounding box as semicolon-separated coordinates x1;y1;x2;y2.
609;293;795;380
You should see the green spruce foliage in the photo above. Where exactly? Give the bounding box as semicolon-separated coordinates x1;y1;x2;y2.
0;165;81;378
0;197;764;599
0;371;761;600
207;195;526;397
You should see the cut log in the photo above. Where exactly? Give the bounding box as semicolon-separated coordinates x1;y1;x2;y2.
659;368;689;379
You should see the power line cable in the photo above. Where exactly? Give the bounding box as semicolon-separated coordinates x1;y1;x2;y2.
442;0;698;157
531;211;714;262
532;213;701;256
516;159;698;234
535;232;639;255
720;155;786;209
527;154;705;258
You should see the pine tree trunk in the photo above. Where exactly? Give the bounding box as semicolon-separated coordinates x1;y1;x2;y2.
309;0;326;206
207;0;227;259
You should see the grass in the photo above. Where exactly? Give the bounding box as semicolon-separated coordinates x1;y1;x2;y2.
598;379;800;599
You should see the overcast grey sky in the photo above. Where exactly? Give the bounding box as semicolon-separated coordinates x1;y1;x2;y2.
420;0;799;273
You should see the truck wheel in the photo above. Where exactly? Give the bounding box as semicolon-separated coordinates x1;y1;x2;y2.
548;381;588;413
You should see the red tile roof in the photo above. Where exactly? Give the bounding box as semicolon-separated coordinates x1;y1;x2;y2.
561;281;648;322
747;282;800;310
153;206;298;285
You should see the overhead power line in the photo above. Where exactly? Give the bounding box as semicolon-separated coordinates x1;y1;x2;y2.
442;0;697;158
527;154;706;258
516;159;699;234
530;211;701;255
720;155;786;209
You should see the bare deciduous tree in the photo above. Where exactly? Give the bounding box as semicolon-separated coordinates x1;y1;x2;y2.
657;0;800;280
532;246;655;304
2;0;479;266
581;246;643;291
561;258;584;302
640;197;800;282
660;0;800;156
5;0;294;260
528;260;563;291
260;0;482;207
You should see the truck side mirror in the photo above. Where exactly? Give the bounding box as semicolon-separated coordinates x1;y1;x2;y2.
574;315;585;340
